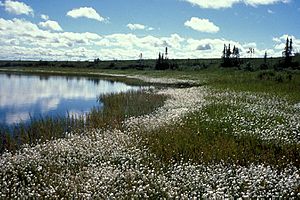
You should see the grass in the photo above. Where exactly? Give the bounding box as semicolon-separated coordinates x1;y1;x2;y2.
209;70;300;102
0;90;167;153
145;102;300;168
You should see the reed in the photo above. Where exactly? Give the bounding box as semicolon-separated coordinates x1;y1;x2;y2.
0;90;166;153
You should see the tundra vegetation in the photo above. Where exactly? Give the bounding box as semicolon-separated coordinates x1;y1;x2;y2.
0;46;299;198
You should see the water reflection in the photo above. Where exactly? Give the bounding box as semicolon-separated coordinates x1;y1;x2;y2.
0;73;142;125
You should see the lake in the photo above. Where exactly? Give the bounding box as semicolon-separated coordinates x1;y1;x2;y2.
0;72;143;126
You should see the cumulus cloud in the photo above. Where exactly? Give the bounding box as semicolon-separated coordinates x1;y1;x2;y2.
184;17;219;33
0;18;101;49
41;14;49;20
0;17;294;61
127;23;154;31
244;0;290;7
39;20;63;32
66;7;106;22
185;0;239;9
0;0;33;16
273;34;300;54
127;23;145;30
185;0;289;9
196;44;212;50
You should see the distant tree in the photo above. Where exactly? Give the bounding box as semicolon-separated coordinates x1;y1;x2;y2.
226;44;232;58
222;44;227;59
158;52;161;66
232;45;240;59
155;49;170;70
155;52;162;70
94;58;100;64
165;47;168;59
264;51;267;64
260;51;268;70
283;38;289;58
282;37;293;67
233;46;236;57
221;44;230;68
139;53;143;66
221;44;240;68
247;48;255;58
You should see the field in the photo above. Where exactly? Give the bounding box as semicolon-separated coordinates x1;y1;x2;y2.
0;58;299;198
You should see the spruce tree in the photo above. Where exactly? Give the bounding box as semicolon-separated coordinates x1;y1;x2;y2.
289;38;293;55
264;51;267;64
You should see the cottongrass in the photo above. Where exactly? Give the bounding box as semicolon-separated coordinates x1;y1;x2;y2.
209;90;300;144
124;86;208;131
0;77;299;198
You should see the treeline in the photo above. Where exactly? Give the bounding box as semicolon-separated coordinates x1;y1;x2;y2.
220;37;299;71
221;44;240;68
155;47;178;70
0;38;299;71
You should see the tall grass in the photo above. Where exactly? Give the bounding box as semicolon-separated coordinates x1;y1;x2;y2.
0;90;167;153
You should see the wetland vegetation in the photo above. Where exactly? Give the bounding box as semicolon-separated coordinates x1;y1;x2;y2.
0;56;299;198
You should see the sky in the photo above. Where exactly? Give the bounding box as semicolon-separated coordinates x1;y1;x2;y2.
0;0;299;60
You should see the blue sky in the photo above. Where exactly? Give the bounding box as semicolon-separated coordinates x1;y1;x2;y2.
0;0;299;60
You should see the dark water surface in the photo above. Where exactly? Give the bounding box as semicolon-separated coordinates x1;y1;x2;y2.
0;72;142;126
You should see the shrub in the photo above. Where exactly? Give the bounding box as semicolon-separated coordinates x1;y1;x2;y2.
258;71;275;80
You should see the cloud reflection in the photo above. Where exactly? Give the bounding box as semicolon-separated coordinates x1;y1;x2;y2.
0;73;142;125
5;112;30;125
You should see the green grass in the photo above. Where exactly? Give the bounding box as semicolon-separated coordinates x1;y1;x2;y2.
0;90;167;153
208;70;300;102
145;103;299;168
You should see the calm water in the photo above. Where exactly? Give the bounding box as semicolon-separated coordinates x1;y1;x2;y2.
0;73;142;126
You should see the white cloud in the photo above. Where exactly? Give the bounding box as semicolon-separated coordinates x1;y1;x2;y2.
0;18;101;49
66;7;106;22
184;17;219;33
127;23;145;30
273;34;300;54
5;112;30;125
272;37;281;43
185;0;239;9
267;9;274;14
196;44;212;50
184;0;289;9
0;18;296;60
127;23;154;31
244;0;290;7
39;20;63;32
41;14;49;20
0;0;33;16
